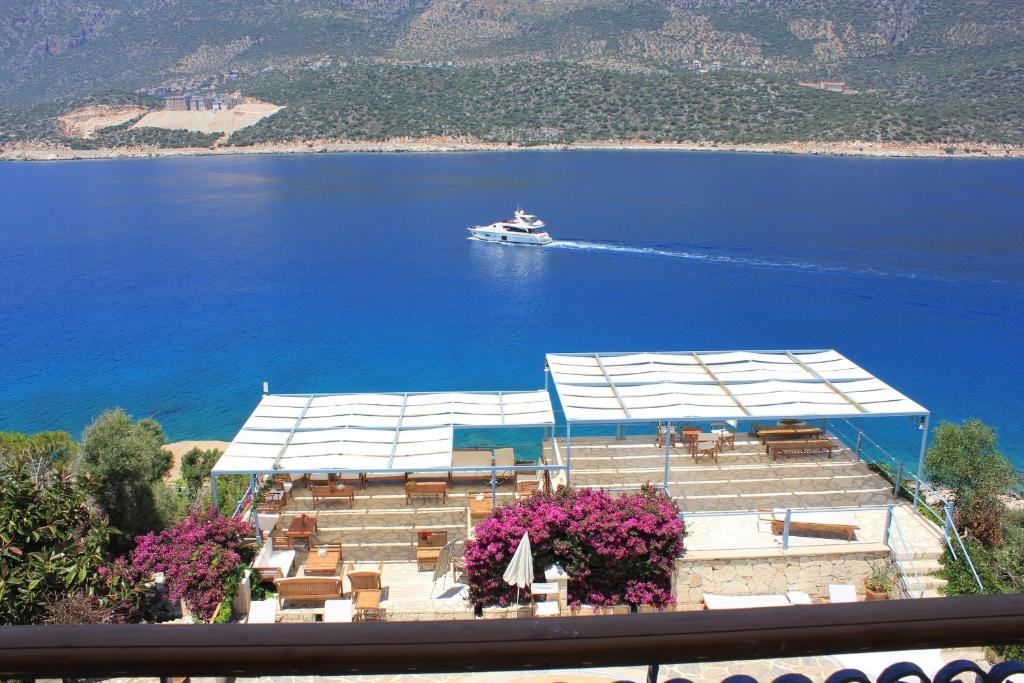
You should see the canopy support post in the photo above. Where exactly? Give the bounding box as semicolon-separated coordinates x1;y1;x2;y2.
250;475;262;542
664;424;671;490
913;414;930;513
490;469;498;509
211;474;219;510
566;422;572;486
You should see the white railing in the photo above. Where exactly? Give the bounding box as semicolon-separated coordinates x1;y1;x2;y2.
827;420;984;594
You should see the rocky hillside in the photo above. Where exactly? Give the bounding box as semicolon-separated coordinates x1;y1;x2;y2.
1;0;1021;106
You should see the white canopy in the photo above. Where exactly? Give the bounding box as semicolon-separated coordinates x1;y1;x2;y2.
546;350;927;424
213;390;554;475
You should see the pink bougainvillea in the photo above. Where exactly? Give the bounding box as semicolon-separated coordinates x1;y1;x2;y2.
129;509;253;621
464;484;684;610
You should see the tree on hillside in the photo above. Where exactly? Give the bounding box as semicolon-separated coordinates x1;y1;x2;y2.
924;418;1020;546
0;430;77;464
77;409;177;552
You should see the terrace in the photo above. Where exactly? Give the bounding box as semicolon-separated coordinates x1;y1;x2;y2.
210;350;974;623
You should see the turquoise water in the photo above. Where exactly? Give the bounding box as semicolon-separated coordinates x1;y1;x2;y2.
0;151;1021;468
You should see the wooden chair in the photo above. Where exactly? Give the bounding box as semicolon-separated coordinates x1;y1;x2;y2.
694;440;720;464
416;531;448;571
517;480;541;499
712;421;736;450
270;531;292;550
345;561;384;593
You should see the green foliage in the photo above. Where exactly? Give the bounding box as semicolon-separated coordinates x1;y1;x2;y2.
940;509;1024;660
177;447;248;515
864;560;896;593
925;419;1019;501
0;430;77;465
180;447;222;504
227;62;1021;146
77;409;174;552
0;455;113;625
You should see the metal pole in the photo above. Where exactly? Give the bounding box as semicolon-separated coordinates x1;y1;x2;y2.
944;501;955;545
262;381;269;395
250;475;262;543
782;509;792;550
914;414;931;512
616;423;624;440
883;505;893;546
855;431;863;462
664;425;671;491
211;474;220;510
490;469;497;509
566;423;572;486
894;462;904;497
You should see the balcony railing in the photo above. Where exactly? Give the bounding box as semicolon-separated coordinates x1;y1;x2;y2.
1;595;1021;681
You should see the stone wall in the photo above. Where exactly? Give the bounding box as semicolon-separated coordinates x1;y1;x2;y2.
673;549;891;609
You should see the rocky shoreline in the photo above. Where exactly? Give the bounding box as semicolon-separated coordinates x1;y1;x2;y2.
3;137;1023;162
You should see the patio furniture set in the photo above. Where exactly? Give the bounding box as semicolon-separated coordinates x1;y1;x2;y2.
654;421;836;464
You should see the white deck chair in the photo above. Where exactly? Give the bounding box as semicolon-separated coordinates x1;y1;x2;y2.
829;584;858;603
246;599;277;624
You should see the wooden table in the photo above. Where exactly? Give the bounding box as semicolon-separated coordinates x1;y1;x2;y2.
312;484;355;509
304;547;342;576
468;494;494;524
287;515;317;547
757;426;824;442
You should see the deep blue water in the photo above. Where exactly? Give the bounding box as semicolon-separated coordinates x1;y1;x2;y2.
1;151;1022;468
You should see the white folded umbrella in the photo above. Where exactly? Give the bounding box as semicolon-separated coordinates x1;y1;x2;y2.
503;532;534;605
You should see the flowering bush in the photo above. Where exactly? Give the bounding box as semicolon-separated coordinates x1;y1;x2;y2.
129;509;254;621
464;485;684;610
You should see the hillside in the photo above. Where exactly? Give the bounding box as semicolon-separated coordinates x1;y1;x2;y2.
0;1;1021;150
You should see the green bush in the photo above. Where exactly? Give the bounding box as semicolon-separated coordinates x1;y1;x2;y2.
77;409;176;552
0;455;114;624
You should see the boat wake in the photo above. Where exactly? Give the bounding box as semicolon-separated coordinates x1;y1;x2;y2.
545;239;990;284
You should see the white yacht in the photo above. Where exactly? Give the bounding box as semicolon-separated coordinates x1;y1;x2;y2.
467;209;552;245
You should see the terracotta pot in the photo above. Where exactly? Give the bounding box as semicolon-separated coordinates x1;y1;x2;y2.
864;587;889;601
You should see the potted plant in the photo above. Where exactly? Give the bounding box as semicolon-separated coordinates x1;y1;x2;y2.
864;561;895;600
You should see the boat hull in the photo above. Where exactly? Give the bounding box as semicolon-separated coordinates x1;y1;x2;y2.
468;228;552;245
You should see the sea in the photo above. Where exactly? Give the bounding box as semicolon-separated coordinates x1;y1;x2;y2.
1;151;1021;470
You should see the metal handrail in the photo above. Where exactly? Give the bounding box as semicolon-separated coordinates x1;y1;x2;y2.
946;506;985;594
231;478;256;518
828;421;984;594
888;512;925;598
681;505;896;552
2;595;1021;679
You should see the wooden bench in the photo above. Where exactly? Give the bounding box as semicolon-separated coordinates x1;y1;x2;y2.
416;530;448;571
766;438;834;460
272;577;344;607
311;484;355;509
757;426;824;442
765;510;859;542
406;480;447;504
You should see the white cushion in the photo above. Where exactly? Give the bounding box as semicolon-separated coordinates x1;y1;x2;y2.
703;593;790;609
787;591;813;605
829;584;858;603
324;599;353;623
247;599;277;624
254;542;295;576
534;601;560;616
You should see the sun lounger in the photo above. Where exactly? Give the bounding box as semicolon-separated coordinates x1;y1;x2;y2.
703;593;788;609
246;599;278;623
829;584;858;603
252;538;296;583
771;510;859;541
450;450;495;481
324;599;353;623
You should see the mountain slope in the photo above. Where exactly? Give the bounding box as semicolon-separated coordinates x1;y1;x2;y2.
1;0;1022;106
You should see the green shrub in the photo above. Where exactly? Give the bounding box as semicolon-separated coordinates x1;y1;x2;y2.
77;409;174;552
